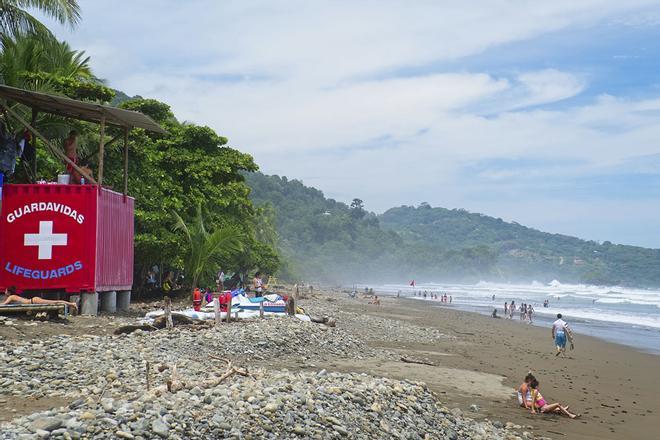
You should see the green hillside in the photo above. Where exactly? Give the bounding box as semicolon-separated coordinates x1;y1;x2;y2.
246;172;660;287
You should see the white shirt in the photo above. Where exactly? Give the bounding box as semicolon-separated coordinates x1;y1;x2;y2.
553;318;567;333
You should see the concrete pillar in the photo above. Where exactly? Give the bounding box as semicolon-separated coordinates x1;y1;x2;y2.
100;290;117;313
69;294;81;315
117;290;131;311
81;292;99;316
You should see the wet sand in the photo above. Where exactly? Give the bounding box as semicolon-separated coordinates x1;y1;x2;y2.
324;294;660;440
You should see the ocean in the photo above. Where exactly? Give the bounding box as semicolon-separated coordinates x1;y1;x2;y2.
368;281;660;355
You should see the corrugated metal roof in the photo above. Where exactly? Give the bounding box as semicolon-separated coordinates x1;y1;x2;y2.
0;84;167;134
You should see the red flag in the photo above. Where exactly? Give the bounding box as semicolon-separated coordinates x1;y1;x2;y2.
410;280;415;287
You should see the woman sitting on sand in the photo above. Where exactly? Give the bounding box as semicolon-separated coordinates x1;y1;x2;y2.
2;286;78;313
517;372;535;408
530;378;580;418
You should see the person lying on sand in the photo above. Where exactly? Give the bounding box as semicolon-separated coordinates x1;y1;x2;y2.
530;378;580;418
517;372;535;408
2;286;78;313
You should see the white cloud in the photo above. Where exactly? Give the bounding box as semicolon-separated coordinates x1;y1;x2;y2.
40;0;660;247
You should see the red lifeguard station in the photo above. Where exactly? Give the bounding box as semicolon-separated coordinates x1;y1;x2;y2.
0;86;166;314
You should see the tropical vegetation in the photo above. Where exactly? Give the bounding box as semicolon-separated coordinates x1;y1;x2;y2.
246;172;660;287
0;0;80;38
0;13;280;289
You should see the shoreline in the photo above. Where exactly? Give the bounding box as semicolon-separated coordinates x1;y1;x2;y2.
329;292;660;440
1;288;659;439
407;297;660;356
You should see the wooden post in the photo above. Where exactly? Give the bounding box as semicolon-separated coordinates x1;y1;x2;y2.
30;109;38;180
214;293;221;327
1;104;96;183
97;114;106;186
145;361;151;391
226;297;232;323
287;296;296;316
164;296;173;329
259;301;264;319
123;127;129;196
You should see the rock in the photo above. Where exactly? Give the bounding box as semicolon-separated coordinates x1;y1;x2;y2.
151;419;169;438
116;430;135;439
35;429;51;439
30;417;62;432
80;412;96;421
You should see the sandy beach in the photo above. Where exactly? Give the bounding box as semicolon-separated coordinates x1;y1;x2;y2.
1;288;659;439
317;292;660;440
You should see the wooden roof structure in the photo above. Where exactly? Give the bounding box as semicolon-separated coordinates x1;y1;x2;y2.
0;85;166;194
0;85;166;133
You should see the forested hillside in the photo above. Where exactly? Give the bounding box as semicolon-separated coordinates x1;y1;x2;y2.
246;173;660;287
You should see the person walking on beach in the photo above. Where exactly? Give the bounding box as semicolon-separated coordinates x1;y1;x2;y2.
504;302;508;317
509;301;516;319
552;313;574;356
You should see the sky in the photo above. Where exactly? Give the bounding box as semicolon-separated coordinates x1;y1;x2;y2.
42;0;660;247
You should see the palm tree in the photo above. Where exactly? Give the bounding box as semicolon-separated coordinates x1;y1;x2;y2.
0;0;80;38
0;33;93;87
173;206;243;290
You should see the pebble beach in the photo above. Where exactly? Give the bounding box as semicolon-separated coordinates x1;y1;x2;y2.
1;287;658;439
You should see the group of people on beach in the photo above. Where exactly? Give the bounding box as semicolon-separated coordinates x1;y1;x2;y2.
414;290;452;303
503;301;534;322
517;372;580;418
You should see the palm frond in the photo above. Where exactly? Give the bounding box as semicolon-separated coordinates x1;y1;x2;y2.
14;0;80;27
173;206;242;288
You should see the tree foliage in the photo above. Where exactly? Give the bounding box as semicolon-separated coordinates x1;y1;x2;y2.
246;172;660;287
0;0;80;38
97;99;279;283
0;30;279;287
173;205;242;289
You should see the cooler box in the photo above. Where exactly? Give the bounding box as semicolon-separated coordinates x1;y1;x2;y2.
0;184;134;293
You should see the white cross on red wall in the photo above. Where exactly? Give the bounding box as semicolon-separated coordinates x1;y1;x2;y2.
24;221;68;260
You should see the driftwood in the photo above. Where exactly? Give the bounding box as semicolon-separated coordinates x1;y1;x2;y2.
400;356;436;367
114;313;195;335
309;315;336;327
114;324;157;335
150;356;252;397
154;313;194;328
